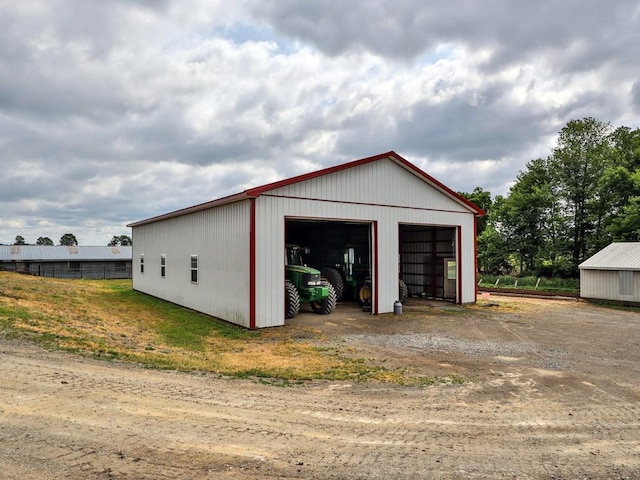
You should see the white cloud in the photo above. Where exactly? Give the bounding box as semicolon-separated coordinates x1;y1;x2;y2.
0;0;639;244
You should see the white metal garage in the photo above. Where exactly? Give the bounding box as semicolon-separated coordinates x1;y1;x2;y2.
128;151;484;328
579;242;640;304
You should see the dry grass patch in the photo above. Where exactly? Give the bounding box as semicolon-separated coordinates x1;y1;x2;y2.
0;272;403;383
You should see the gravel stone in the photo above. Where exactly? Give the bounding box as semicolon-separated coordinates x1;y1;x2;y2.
344;333;534;355
344;333;570;369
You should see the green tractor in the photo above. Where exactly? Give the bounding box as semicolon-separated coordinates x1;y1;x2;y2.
285;245;337;319
320;245;408;307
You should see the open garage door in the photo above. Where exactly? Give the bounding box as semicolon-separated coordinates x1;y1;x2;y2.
286;219;374;307
399;225;457;301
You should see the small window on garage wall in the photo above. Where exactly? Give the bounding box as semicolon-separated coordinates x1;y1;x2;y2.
161;254;166;278
619;270;633;295
191;255;198;283
140;254;144;274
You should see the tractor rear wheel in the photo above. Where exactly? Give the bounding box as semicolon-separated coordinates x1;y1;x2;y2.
321;267;344;300
310;282;337;315
285;279;301;319
399;279;409;303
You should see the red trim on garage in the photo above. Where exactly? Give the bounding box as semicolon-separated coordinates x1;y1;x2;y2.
128;151;485;228
127;191;252;227
457;226;463;305
247;152;484;215
373;221;379;315
249;198;256;329
474;217;478;300
261;193;471;215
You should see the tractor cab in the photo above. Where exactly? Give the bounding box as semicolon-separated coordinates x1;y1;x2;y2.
285;245;310;266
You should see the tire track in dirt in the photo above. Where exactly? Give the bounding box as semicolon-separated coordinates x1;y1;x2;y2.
2;352;639;480
3;297;640;479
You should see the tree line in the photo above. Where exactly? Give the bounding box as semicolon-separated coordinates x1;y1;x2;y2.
6;117;637;279
6;234;132;247
461;117;640;278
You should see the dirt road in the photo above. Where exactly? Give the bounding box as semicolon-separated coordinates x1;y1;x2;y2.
2;296;640;479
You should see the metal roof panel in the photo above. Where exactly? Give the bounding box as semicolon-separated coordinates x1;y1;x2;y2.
579;242;640;271
0;246;132;262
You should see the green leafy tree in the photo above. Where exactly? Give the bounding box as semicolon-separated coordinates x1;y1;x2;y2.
36;237;54;245
59;233;78;246
459;187;493;236
597;165;634;241
495;158;557;274
476;224;510;275
461;120;640;278
108;235;132;246
13;235;26;245
550;117;612;273
603;126;640;241
609;126;640;171
608;198;640;241
608;170;640;241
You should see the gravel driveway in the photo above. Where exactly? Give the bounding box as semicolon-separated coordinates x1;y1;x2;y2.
2;295;640;479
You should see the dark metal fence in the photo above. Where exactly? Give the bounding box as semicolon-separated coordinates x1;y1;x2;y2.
1;262;132;280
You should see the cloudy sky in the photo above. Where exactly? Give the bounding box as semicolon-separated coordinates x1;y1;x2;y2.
1;1;639;245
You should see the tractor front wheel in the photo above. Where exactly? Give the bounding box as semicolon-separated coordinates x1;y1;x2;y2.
310;282;337;315
321;267;344;300
285;279;301;319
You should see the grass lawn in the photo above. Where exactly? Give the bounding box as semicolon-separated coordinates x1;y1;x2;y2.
0;271;438;385
477;275;579;294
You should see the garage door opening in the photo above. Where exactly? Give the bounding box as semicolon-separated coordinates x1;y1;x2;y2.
399;224;457;301
286;219;374;307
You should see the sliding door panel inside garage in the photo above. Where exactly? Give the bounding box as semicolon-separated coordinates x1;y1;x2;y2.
399;225;456;300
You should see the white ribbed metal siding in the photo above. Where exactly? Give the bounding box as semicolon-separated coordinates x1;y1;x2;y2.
254;197;286;328
132;155;478;329
132;201;251;327
268;158;470;214
580;269;640;302
255;195;477;327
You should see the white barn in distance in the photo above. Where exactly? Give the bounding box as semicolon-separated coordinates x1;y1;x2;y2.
128;152;484;329
579;242;640;304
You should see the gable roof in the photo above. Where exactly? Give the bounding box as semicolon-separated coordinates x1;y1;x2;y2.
128;151;484;228
0;245;132;262
579;242;640;271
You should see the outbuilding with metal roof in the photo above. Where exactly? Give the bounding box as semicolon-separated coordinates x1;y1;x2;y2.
128;151;484;329
0;245;132;279
579;242;640;304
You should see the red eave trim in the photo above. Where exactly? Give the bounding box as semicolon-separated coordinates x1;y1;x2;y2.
390;154;486;216
246;151;485;216
244;152;395;197
249;198;256;329
127;150;485;229
126;191;253;227
457;227;463;305
474;218;479;300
